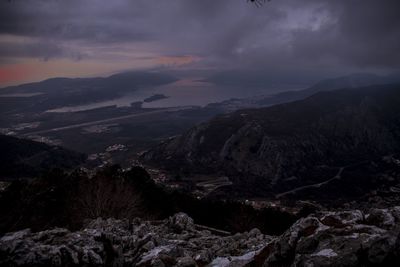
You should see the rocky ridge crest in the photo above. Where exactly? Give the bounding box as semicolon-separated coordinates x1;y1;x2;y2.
1;208;400;266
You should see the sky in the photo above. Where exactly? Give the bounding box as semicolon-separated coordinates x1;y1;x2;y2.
0;0;399;87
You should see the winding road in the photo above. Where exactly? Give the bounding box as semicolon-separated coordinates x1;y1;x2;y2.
275;160;371;198
276;167;345;198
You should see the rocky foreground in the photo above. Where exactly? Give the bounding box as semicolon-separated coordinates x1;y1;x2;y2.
1;208;400;267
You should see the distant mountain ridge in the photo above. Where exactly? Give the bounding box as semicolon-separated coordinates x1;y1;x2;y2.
0;71;177;93
0;71;178;113
202;73;400;113
256;73;400;106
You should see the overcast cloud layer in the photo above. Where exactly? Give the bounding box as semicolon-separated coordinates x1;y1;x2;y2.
0;0;399;85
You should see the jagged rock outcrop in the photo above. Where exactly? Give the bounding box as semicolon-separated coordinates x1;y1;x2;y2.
0;213;270;267
1;208;400;267
257;207;400;267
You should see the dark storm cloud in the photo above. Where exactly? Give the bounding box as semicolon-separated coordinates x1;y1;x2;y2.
0;0;399;71
0;39;84;61
0;0;152;42
288;0;400;68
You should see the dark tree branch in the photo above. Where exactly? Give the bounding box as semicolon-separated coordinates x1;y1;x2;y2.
248;0;270;7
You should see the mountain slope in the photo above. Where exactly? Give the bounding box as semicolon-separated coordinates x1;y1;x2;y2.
143;84;400;202
256;73;400;106
0;134;86;180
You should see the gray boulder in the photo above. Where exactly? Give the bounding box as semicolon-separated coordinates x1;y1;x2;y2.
257;207;400;267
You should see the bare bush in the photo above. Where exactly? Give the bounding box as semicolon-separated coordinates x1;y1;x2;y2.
73;172;142;220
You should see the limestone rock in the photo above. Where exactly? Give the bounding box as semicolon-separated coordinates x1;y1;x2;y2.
257;207;400;267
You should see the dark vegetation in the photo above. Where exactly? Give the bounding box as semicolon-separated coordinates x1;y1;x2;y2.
0;134;85;180
0;165;299;236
